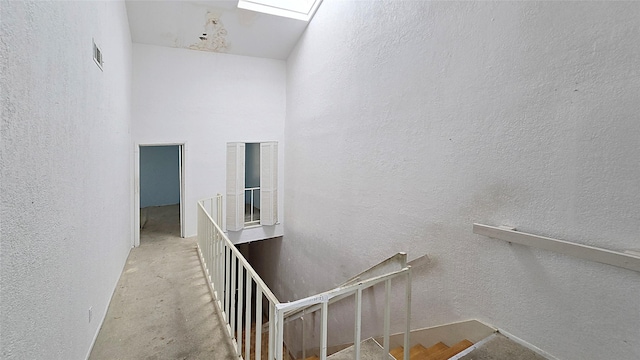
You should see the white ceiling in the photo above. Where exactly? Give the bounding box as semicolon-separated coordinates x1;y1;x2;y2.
125;0;310;60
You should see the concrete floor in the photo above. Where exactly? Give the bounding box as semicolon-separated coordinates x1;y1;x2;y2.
89;205;236;360
327;338;393;360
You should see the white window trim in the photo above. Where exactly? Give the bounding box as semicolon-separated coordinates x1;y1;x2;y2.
226;141;278;232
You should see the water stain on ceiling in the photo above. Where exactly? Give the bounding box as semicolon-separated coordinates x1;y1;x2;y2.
189;12;229;53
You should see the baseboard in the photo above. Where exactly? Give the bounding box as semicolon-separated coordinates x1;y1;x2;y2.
496;328;559;360
84;247;133;360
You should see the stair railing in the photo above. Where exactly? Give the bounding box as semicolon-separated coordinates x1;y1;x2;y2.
198;195;412;360
276;265;412;360
198;195;281;360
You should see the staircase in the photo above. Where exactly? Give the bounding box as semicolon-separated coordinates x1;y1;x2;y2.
294;320;550;360
300;337;473;360
198;197;550;360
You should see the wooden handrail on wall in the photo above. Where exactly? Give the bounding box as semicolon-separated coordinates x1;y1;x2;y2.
473;223;640;273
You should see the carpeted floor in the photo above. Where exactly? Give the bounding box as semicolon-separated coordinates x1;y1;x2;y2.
89;205;236;360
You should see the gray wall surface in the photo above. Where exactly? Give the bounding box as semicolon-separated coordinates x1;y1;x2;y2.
140;145;180;208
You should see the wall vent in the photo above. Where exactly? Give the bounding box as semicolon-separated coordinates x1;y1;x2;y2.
93;39;103;71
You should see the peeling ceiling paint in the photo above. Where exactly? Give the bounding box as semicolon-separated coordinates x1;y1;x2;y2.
189;12;229;52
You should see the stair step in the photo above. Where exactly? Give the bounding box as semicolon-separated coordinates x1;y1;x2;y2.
425;339;473;360
420;342;449;358
409;344;430;359
409;343;449;360
390;342;449;360
390;346;405;359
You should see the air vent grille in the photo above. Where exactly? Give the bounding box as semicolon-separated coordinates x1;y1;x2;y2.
93;39;103;71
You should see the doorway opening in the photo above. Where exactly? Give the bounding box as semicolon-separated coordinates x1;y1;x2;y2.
134;143;185;247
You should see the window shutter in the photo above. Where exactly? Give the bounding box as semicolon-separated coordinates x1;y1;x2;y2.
260;142;278;226
226;142;245;231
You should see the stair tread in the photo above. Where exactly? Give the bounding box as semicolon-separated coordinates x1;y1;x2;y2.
425;339;473;360
390;341;450;360
410;342;449;360
424;342;449;356
409;344;429;359
390;346;405;360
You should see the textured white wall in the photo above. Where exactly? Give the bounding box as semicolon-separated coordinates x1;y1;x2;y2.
0;1;132;359
255;2;640;359
132;44;286;240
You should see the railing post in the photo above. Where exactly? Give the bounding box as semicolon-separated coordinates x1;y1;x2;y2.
219;234;224;309
204;217;208;279
207;220;212;283
276;308;284;360
354;288;362;360
212;227;218;300
198;204;203;253
244;273;253;360
231;253;237;348
269;303;275;360
301;315;306;360
237;267;244;357
244;271;253;360
225;249;232;325
403;270;411;360
218;194;223;228
383;279;391;359
211;224;215;291
320;301;328;360
256;287;263;360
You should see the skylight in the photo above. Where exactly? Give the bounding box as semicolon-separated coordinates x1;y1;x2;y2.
237;0;323;21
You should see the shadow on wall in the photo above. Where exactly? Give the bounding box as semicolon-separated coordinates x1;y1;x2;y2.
140;207;148;229
245;236;284;296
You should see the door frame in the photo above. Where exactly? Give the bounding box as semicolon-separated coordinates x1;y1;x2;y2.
134;142;186;247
